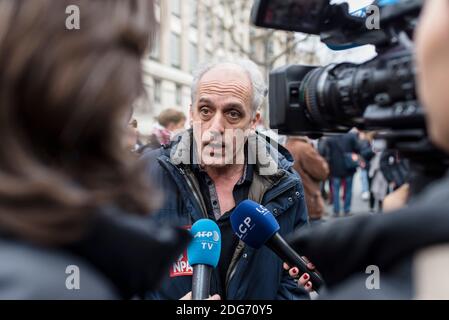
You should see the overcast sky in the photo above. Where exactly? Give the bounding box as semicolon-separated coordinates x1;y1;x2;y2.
332;0;375;12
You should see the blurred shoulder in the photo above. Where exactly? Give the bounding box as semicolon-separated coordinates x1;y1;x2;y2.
0;240;117;300
411;174;449;208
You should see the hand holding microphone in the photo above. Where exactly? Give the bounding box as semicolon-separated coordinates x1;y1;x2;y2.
230;200;325;291
187;219;222;300
283;260;317;292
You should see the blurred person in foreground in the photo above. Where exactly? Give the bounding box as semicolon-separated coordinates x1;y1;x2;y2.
285;137;330;224
284;0;449;299
142;60;312;300
0;0;188;299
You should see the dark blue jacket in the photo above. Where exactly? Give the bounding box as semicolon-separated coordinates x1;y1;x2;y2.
328;132;361;178
141;131;310;300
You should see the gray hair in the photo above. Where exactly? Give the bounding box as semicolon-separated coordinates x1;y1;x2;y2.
190;59;268;116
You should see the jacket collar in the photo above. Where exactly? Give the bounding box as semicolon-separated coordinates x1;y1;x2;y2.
168;129;294;177
157;129;299;219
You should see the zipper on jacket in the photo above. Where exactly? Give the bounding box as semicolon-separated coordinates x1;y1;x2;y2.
177;164;226;297
224;240;246;297
178;166;209;219
224;177;299;295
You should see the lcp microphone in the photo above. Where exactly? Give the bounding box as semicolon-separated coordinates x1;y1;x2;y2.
187;219;221;300
231;200;324;291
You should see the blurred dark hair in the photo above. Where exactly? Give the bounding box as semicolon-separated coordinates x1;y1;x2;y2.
0;0;157;245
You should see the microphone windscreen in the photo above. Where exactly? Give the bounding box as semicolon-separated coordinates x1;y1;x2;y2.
187;219;221;268
231;200;280;249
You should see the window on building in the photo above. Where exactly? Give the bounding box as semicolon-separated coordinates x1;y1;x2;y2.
154;79;162;104
267;40;274;58
250;44;256;59
249;29;256;57
170;33;181;69
176;84;183;106
249;28;256;39
171;0;181;17
206;11;213;38
190;0;198;27
189;42;198;73
217;22;225;47
150;23;160;60
205;49;213;64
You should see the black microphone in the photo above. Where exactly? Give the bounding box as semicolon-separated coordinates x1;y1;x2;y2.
187;219;221;300
231;200;325;291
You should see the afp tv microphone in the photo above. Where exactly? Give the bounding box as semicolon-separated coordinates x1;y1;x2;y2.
231;200;324;291
187;219;221;300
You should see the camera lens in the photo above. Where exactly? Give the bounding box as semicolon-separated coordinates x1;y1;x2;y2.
296;49;417;131
299;63;365;130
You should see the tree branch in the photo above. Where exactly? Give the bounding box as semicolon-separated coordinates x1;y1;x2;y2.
199;0;315;72
268;34;311;66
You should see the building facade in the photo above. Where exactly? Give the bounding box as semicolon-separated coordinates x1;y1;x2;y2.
135;0;308;133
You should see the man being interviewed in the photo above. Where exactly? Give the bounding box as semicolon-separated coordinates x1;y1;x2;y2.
142;60;312;300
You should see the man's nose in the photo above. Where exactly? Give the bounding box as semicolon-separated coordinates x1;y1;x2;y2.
209;112;225;134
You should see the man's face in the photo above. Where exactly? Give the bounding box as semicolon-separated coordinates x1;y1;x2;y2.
190;65;260;168
416;0;449;152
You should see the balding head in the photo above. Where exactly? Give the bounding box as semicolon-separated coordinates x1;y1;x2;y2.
191;59;267;117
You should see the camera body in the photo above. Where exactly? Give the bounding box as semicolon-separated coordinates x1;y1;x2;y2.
269;47;421;136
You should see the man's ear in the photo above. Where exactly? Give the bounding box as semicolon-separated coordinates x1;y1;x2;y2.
251;111;261;131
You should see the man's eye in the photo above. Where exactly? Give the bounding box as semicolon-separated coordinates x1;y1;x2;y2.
228;110;241;119
200;107;210;115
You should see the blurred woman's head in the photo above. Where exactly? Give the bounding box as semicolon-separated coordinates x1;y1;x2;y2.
0;0;156;245
416;0;449;152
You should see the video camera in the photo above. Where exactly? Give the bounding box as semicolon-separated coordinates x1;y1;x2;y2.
251;0;449;195
252;0;422;136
